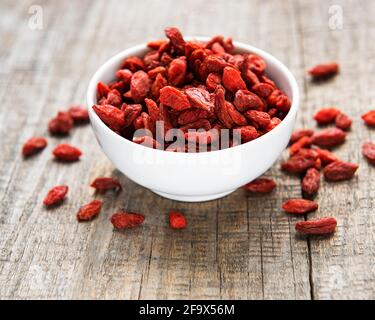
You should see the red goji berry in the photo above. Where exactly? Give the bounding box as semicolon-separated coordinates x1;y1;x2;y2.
282;199;318;214
245;110;271;128
93;104;125;131
323;160;358;181
168;57;187;87
91;177;122;193
110;211;145;229
130;70;150;103
159;86;191;111
281;149;318;174
48;112;73;135
169;210;187;229
243;178;276;194
185;87;214;113
222;66;247;93
68;106;89;123
311;128;346;148
335;113;352;131
22;137;47;157
315;148;338;166
289;136;312;155
361;110;375;127
308;63;339;80
301;168;320;198
290;129;314;144
295;217;337;235
362;141;375;165
53;144;82;161
313;107;340;125
43;185;68;206
76;200;102;221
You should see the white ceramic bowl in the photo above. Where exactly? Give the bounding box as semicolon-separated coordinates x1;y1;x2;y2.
87;37;300;202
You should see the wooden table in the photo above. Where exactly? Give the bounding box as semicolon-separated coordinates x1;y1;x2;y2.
1;0;374;300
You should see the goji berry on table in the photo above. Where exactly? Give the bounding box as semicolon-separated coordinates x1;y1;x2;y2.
68;105;89;124
308;63;339;80
295;217;337;235
22;137;47;157
48;111;73;135
335;113;352;131
169;210;187;229
110;211;145;229
311;128;346;148
43;185;68;206
301;168;320;198
362;141;375;165
361;110;375;126
281;149;318;174
323;160;359;181
76;200;102;221
290;129;314;144
53;144;82;161
243;178;276;194
313;107;340;125
90;177;122;193
282;199;318;214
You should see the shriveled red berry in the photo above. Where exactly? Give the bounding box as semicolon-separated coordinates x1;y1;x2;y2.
308;63;339;80
48;112;74;135
22;137;47;157
222;66;247;93
159;86;191;110
295;217;337;235
243;178;276;194
323;160;359;181
311;128;346;148
290;129;314;144
68;106;89;123
282;199;318;214
43;185;68;206
281;149;318;174
185;87;214;113
362;141;375;165
92;104;125;131
110;211;145;229
77;200;103;221
53;144;82;161
289;136;312;155
315;148;338;166
130;70;151;103
301;168;320;198
361;110;375;126
245;110;271;128
313;107;340;125
169;210;187;229
335;113;352;131
90;177;122;193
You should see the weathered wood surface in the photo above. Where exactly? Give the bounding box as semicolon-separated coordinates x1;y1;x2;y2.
0;0;374;299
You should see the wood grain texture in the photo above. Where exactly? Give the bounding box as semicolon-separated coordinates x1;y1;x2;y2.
0;0;374;299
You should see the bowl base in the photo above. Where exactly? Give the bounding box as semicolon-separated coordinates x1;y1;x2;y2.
151;189;236;202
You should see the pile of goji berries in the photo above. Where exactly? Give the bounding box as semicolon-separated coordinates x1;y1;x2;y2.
244;62;375;236
93;27;291;151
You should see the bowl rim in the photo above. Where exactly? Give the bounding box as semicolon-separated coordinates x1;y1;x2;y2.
87;36;300;157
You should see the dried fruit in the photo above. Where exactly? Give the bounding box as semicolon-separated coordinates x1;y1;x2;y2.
243;178;276;194
168;57;186;86
169;210;187;229
315;148;338;166
335;113;352;131
281;149;318;174
267;89;291;113
185;87;214;112
308;63;339;80
48;112;73;135
43;185;68;206
311;128;346;148
361;110;375;126
302;168;320;198
282;199;318;214
323;160;358;181
53;144;82;161
362;141;375;165
289;136;312;155
93;104;125;131
130;70;150;102
159;86;191;110
295;217;337;235
290;129;314;144
22;137;47;157
91;177;122;193
313;108;340;125
77;200;102;221
245;110;271;128
110;211;145;229
222;66;247;92
68;106;89;123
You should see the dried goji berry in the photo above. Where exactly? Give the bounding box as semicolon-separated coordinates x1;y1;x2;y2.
169;210;187;229
165;27;186;54
226;101;247;126
185;87;214;113
234;89;265;112
235;125;260;143
91;177;122;193
204;55;228;73
295;217;337;235
311;128;346;148
43;185;68;206
53;144;82;161
22;137;47;157
178;108;210;125
267;89;291;113
265;117;281;132
110;211;145;229
308;63;339;80
313;107;340;125
116;69;133;84
290;129;314;144
301;168;320;198
76;200;102;222
168;57;187;87
159;86;191;110
93;104;125;131
151;73;168;99
97;82;110;100
362;141;375;165
243;54;266;76
281;149;318;174
251;83;274;98
130;70;150;103
323;160;359;181
48;112;74;135
315;148;338;166
243;178;276;194
282;199;318;214
289;136;312;155
120;56;145;72
122;103;142;127
245;110;271;128
147;39;167;50
361;110;375;126
222;66;247;92
206;72;222;92
133;136;161;149
68;106;89;123
214;86;234;128
335;113;352;131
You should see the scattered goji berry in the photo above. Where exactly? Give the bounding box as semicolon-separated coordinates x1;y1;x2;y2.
282;199;318;214
289;136;312;155
243;178;276;194
311;128;346;148
110;211;145;229
43;185;68;206
48;111;74;135
301;168;320;198
313;107;340;125
76;200;102;221
22;137;47;157
295;217;337;235
362;141;375;165
281;149;318;174
53;144;82;161
169;210;187;229
90;177;122;193
315;148;338;166
335;113;352;131
68;106;89;123
290;129;314;144
361;110;375;126
308;63;339;80
323;160;359;181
